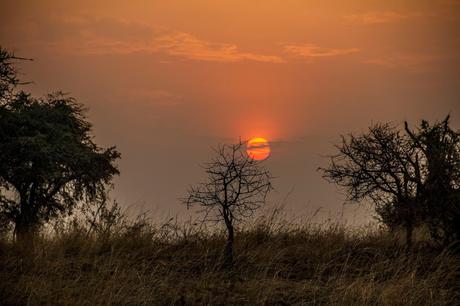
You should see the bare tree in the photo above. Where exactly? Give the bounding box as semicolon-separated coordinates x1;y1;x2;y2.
319;123;423;247
320;118;460;248
183;141;273;269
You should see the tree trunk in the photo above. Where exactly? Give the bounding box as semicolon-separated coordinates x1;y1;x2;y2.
223;223;234;270
405;220;413;250
14;216;36;243
14;197;37;243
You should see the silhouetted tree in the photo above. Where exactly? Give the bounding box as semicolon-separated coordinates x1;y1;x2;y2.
321;118;460;248
0;47;30;104
319;123;423;247
0;47;120;240
183;141;272;268
405;116;460;246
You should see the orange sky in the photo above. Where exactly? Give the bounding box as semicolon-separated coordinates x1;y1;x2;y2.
1;0;459;224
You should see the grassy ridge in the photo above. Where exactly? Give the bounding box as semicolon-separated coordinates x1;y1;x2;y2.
0;216;458;305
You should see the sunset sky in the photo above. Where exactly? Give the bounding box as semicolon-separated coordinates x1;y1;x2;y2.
1;0;459;224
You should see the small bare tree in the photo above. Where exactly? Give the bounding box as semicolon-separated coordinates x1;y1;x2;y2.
183;141;272;269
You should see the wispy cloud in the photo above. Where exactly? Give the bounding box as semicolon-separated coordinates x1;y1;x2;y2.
16;15;285;64
284;44;359;58
152;32;285;63
344;11;418;25
363;52;452;69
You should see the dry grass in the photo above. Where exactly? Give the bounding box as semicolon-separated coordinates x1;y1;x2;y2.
0;214;458;305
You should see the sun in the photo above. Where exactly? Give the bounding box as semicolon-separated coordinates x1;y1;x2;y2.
246;137;271;161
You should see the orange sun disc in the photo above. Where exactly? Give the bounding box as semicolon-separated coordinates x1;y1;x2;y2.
246;137;271;161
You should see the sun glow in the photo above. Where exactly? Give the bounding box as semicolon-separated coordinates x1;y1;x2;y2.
246;137;271;161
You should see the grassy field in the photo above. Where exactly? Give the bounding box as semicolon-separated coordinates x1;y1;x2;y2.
0;213;459;305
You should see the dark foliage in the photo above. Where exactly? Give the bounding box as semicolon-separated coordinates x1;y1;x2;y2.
0;47;120;240
406;116;460;246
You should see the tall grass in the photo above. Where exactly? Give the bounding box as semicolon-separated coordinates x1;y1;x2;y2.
0;209;458;305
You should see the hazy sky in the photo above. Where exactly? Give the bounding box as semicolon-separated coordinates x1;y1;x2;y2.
1;0;459;224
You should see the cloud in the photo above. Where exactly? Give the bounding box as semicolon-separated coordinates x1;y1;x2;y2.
152;32;285;63
363;52;452;69
344;11;418;25
284;44;359;58
10;15;285;64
